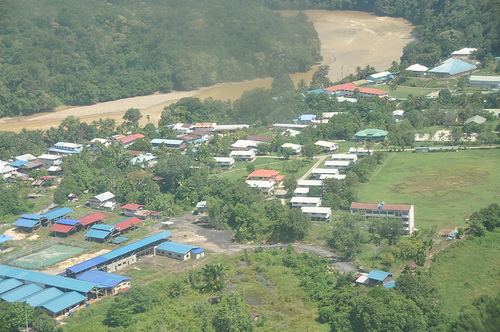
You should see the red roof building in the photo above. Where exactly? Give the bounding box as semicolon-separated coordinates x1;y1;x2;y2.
114;217;142;232
50;223;76;235
117;134;145;146
78;212;106;227
324;83;388;98
247;169;284;182
121;203;144;211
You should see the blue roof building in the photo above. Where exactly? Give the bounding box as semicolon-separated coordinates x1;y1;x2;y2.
56;219;79;226
10;160;27;168
48;142;83;155
42;207;73;221
366;269;396;288
1;283;43;302
41;291;87;315
151;139;184;149
0;278;23;294
24;287;64;307
76;270;129;288
429;58;477;77
0;235;12;245
156;241;204;261
14;218;40;231
367;270;391;282
295;114;317;123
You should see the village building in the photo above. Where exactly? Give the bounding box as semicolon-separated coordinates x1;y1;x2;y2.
281;143;302;154
78;212;106;229
247;169;284;183
393;110;405;121
290;196;322;208
293;187;309;197
367;71;394;83
121;204;144;217
213;124;249;132
296;180;323;188
354;129;388;141
350;202;415;235
0;164;17;179
314;140;338;152
193;122;216;130
214;157;235;168
295;114;317;123
311;168;340;178
245;180;276;195
324;83;388;98
450;47;477;60
355;269;396;289
171;123;194;134
114;133;145;148
348;147;374;156
88;192;117;210
321;112;341;120
230;139;260;150
230;150;256;162
37;154;63;167
464;115;487;125
48;142;83;155
14;154;37;162
155;242;204;261
428;58;477;78
281;129;301;137
469;75;500;89
404;64;429;76
331;153;358;162
89;138;111;147
130;153;157;167
319;174;346;180
300;206;331;221
324;160;352;172
150;139;185;149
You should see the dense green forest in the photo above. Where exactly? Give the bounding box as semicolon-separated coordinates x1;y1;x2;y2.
259;0;500;65
0;0;320;117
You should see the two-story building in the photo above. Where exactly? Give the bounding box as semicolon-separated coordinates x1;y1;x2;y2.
350;202;415;235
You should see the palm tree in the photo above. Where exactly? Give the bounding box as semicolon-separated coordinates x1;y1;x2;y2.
202;263;226;293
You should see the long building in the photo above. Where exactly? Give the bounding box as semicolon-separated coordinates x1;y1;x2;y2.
350;202;415;235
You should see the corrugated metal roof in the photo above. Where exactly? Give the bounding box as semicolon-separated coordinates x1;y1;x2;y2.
0;264;97;293
156;241;200;255
14;218;39;228
76;270;129;288
56;219;79;226
78;212;106;226
114;217;142;232
85;229;112;240
0;235;13;244
90;224;115;231
42;291;87;314
24;287;64;307
429;58;477;75
1;283;43;302
66;256;108;275
368;269;391;281
50;224;75;234
0;278;23;294
42;207;73;221
21;214;43;220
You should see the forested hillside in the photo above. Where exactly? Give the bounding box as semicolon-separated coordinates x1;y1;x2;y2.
260;0;500;65
0;0;320;117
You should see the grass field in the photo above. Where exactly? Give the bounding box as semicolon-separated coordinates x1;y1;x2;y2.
357;150;500;230
378;84;437;98
9;244;85;269
430;230;500;319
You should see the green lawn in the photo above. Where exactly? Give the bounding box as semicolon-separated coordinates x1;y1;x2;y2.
357;150;500;230
218;157;315;182
430;230;500;319
377;84;437;99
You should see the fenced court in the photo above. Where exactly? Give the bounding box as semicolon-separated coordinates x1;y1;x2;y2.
8;244;85;269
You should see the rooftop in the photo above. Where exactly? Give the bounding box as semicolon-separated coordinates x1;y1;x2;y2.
300;206;331;214
121;203;144;211
78;212;106;226
429;58;477;75
117;133;145;145
355;128;388;137
248;169;280;178
405;64;429;72
93;191;115;202
350;202;412;212
156;241;202;255
368;269;391;282
76;270;129;288
290;197;322;203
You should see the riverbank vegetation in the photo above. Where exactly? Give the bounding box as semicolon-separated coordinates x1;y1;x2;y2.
0;0;320;117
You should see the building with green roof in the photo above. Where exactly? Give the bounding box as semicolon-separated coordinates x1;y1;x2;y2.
354;129;388;141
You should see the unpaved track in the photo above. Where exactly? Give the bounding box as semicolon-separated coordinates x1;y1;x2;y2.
1;10;413;132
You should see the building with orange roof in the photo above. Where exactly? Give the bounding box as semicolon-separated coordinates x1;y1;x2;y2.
247;169;284;183
324;83;388;98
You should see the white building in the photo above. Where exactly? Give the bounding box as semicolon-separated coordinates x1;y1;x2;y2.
290;196;321;208
319;174;346;180
245;180;276;195
230;150;256;162
293;187;309;197
213;157;235;168
301;207;331;221
48;142;83;155
273;123;308;130
331;153;358;162
311;168;339;179
350;202;415;235
469;75;500;89
405;64;429;76
88;192;117;210
451;47;477;59
130;153;157;168
230;140;260;150
324;160;352;172
151;139;184;149
296;180;323;188
156;242;204;261
172;123;193;134
281;143;302;154
393;110;405;121
281;129;301;137
213;124;249;132
348;147;373;156
314;140;339;152
37;154;63;167
14;154;37;162
0;164;16;179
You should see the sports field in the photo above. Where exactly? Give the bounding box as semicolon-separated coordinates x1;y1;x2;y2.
9;244;85;269
357;149;500;230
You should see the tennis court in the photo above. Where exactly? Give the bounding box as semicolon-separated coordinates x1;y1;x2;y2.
9;244;85;269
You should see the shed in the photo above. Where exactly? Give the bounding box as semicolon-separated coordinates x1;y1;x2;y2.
41;291;87;316
76;270;130;289
78;212;106;228
1;283;43;302
156;242;204;261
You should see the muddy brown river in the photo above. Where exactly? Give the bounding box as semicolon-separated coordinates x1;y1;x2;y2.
0;10;413;132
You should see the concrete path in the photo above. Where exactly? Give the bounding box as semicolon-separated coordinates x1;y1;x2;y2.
298;154;330;181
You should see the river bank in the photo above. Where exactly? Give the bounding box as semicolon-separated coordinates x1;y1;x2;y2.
1;10;413;132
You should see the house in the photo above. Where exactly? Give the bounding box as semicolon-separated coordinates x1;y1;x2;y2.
355;269;396;288
322;112;341;120
272;123;308;130
115;134;145;147
331;153;358;163
89;138;111;147
37;154;63;167
49;219;79;237
324;83;388;98
337;96;357;103
314;140;338;152
469;75;500;89
48;142;83;155
230;139;260;150
300;207;331;221
295;114;317;123
367;71;394;83
88;192;117;210
171;123;193;134
428;58;477;78
281;129;301;137
464;115;487;125
290;197;321;208
230;150;256;162
296;180;323;188
450;47;477;60
114;217;143;234
281;143;302;154
245;180;276;195
293;187;309;197
350;202;415;235
213;124;249;132
193;122;216;130
130;153;157;167
393;110;405;121
77;212;106;229
247;169;284;182
194;201;208;214
150;139;185;150
85;224;115;242
405;64;428;76
47;165;63;176
0;164;17;179
14;154;37;162
121;204;144;217
324;160;352;172
311;168;340;178
17;160;44;175
246;135;273;143
348;147;373;156
355;129;388;141
319;174;346;180
214;157;235;168
155;242;204;261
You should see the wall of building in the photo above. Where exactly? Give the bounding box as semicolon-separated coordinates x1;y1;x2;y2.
105;255;137;272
